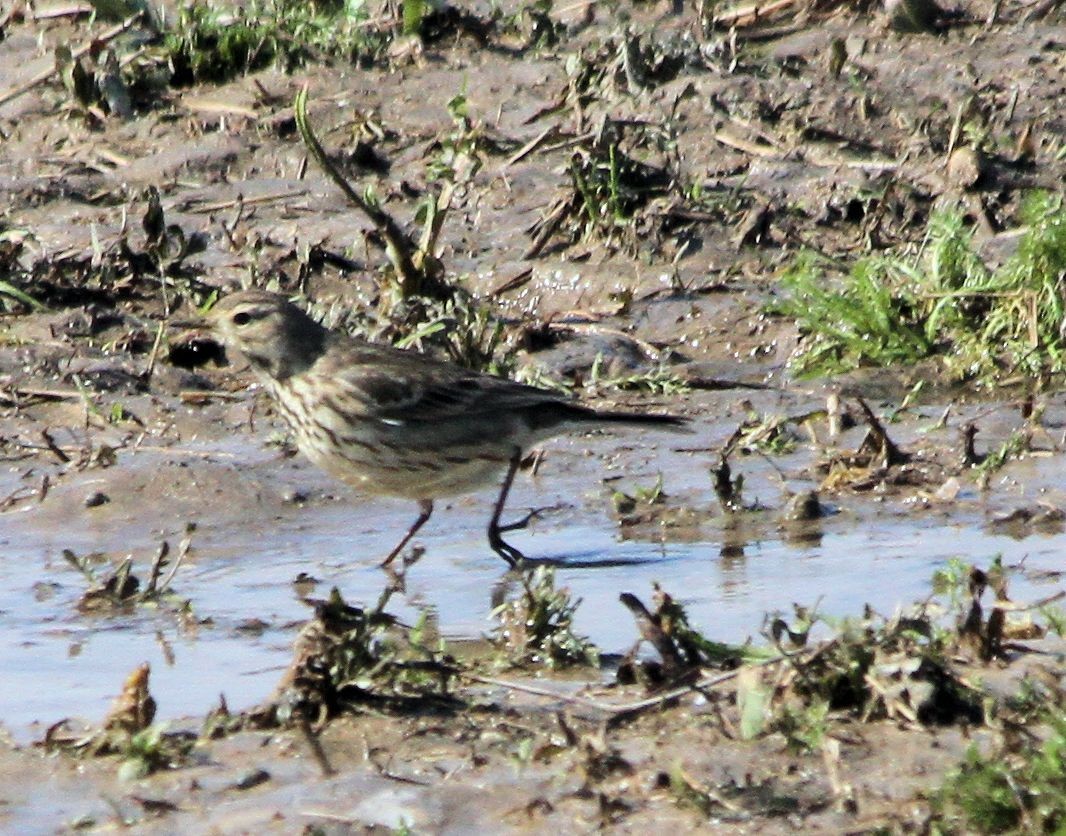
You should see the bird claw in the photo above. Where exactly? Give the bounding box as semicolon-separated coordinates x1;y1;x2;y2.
488;530;526;568
494;503;565;534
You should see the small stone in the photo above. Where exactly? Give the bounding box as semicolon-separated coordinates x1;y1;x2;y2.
232;768;271;791
947;146;985;189
884;0;941;32
783;490;823;521
85;491;110;508
235;618;270;636
935;477;962;502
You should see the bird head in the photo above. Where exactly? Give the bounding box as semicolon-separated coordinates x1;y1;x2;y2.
208;290;327;380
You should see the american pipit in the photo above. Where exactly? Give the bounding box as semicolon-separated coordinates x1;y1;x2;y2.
209;290;687;567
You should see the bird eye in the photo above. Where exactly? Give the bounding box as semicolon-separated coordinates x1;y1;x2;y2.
232;312;252;326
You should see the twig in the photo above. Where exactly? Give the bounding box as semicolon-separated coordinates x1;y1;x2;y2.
179;391;248;404
710;0;800;27
143;541;170;597
0;387;81;405
537;131;596;155
803;151;900;172
128;445;238;458
156;525;194;595
140;321;166;385
488;267;533;298
181;189;309;215
0;486;37;510
991;590;1065;612
463;656;784;720
40;429;71;464
713;131;779;157
297;716;335;777
293;86;435;298
500;125;559;170
31;4;94;20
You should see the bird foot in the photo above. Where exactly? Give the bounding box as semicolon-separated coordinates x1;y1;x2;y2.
488;530;526;568
494;503;565;534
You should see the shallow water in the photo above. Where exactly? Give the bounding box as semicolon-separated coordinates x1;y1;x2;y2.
2;443;1063;739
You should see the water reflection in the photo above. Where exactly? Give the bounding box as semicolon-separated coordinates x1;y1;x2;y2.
0;507;1063;733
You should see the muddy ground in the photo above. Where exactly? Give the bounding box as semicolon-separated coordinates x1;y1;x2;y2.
1;0;1065;832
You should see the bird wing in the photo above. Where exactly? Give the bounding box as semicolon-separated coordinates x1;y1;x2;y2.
314;338;567;424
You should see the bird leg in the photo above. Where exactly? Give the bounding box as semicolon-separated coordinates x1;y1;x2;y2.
487;448;527;567
380;498;434;567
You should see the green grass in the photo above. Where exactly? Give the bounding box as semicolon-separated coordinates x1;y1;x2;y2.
776;193;1066;383
164;0;389;84
567;142;671;247
490;566;599;669
933;712;1066;833
589;354;690;395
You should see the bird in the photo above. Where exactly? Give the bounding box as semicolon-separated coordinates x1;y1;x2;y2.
208;289;688;568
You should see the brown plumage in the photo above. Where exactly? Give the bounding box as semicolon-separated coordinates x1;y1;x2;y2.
209;289;687;567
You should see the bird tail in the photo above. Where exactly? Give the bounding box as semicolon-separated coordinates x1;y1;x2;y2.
575;405;690;430
591;409;690;430
526;402;690;433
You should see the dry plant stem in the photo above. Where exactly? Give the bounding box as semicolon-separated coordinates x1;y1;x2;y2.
0;12;144;108
144;542;170;596
140;322;166;384
856;396;908;464
488;267;533;298
292;86;423;295
501;125;558;169
39;429;71;463
184;190;309;215
135;528;194;601
30;5;94;21
0;388;80;405
463;652;790;721
993;589;1065;612
711;0;800;28
619;592;687;673
297;716;335;777
714;131;780;158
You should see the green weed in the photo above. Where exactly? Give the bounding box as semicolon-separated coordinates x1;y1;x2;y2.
45;663;194;779
164;0;388;85
931;556;974;608
490;566;599;669
611;474;665;515
589;354;690;395
974;430;1031;479
772;699;830;753
933;712;1066;833
775;251;933;375
568;141;671;248
271;587;460;721
116;723;188;781
776;194;1066;383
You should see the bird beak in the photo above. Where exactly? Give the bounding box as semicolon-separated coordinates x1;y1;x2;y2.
166;304;229;369
167;328;228;369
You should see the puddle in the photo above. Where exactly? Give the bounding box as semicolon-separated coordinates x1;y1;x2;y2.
2;450;1062;738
